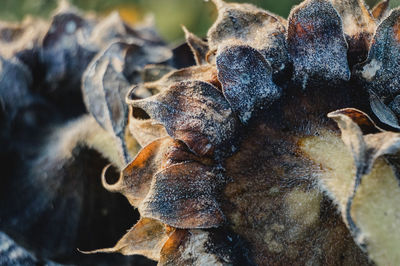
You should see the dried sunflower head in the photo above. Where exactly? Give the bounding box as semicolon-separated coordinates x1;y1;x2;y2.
2;0;400;265
78;0;400;265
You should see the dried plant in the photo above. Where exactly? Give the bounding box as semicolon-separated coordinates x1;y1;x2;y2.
1;0;400;265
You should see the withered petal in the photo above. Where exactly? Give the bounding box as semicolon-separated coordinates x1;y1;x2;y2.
127;80;238;158
82;41;131;163
141;64;176;83
41;5;95;88
139;64;221;93
129;106;168;147
139;162;225;228
101;137;175;207
287;0;350;87
328;108;400;227
182;26;209;66
369;93;400;129
80;218;171;261
372;0;391;21
208;0;289;75
331;0;376;64
216;45;281;123
327;108;400;264
328;108;400;177
355;8;400;123
0;56;33;121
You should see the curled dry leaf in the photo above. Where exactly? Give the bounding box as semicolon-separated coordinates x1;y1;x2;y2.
216;45;281;123
101;137;176;207
287;0;350;87
302;108;400;265
82;41;132;164
127;80;238;158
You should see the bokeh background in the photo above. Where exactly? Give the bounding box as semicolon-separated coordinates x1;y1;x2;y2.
1;0;398;43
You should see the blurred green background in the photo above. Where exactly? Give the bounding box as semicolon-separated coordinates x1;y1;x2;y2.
1;0;398;43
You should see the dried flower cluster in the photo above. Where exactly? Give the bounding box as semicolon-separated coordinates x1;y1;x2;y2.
1;0;400;265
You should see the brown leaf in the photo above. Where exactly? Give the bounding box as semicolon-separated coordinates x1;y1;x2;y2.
127;80;238;158
216;45;281;123
80;218;171;261
287;0;350;87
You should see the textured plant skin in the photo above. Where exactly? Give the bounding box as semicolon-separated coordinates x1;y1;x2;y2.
1;0;400;265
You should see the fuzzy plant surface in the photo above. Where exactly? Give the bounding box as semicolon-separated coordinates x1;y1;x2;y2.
1;0;400;265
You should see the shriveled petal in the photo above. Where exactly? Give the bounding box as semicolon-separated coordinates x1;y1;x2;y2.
140;64;221;93
141;64;176;83
331;0;376;65
127;80;238;158
355;9;400;126
0;18;47;59
372;0;390;21
101;137;175;207
80;218;171;261
287;0;350;87
82;41;132;163
324;108;400;265
369;93;400;129
0;56;33;122
129;106;168;147
41;6;96;90
139;162;225;228
102;136;209;206
207;0;289;75
182;26;209;65
216;45;281;123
